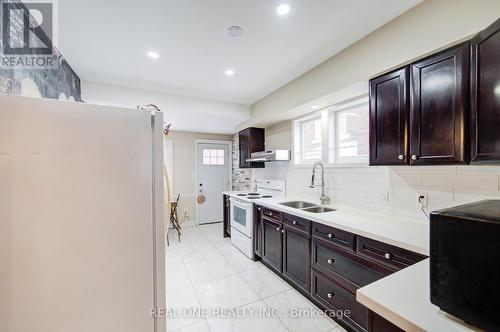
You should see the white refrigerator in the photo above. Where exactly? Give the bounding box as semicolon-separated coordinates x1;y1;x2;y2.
0;94;166;332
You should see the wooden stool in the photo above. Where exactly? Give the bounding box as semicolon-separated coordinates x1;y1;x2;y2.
169;194;181;243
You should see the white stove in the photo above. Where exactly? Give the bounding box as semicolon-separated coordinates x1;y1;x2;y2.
229;179;285;258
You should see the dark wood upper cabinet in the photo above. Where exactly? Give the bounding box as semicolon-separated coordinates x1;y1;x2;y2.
410;42;470;165
369;67;409;165
471;18;500;164
369;41;472;166
239;127;265;168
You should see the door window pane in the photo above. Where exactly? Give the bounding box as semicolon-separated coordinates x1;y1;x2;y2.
202;149;225;165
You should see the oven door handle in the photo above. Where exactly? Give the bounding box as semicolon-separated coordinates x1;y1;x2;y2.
230;197;251;209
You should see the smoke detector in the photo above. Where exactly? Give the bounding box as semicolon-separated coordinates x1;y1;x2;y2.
227;25;243;38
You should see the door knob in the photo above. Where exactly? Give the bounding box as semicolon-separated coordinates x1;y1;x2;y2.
398;154;404;160
328;233;334;239
411;155;418;160
292;221;297;225
276;227;280;232
384;253;391;259
281;229;285;234
327;259;334;265
327;292;334;299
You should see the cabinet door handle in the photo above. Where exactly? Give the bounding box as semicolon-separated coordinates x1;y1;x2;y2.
411;155;418;160
398;154;404;160
328;233;334;239
281;229;285;234
327;292;334;299
276;227;280;232
384;253;391;259
292;221;297;225
257;207;261;211
327;259;334;265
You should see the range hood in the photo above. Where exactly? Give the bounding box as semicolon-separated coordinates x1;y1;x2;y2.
246;150;290;162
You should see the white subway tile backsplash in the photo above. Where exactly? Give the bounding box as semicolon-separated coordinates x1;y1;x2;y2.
388;170;422;186
453;188;500;204
246;163;500;223
456;165;500;175
422;173;500;190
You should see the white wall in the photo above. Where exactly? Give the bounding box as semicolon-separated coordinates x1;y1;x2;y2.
165;131;232;222
249;0;500;127
81;81;250;134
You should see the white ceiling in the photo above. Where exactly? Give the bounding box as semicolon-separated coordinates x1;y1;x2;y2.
58;0;421;105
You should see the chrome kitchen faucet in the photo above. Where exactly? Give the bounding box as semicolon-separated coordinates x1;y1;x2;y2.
310;161;330;205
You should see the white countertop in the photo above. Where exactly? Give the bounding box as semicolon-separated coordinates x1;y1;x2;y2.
223;191;429;255
356;259;481;332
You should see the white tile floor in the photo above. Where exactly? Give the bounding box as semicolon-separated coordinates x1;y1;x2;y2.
166;223;347;332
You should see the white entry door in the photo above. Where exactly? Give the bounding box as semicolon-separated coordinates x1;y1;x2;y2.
197;143;230;224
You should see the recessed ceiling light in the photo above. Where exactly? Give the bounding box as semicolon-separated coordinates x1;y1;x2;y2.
225;69;235;77
146;51;160;59
311;105;319;109
276;3;290;16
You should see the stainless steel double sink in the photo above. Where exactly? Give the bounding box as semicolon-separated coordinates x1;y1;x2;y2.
279;201;336;213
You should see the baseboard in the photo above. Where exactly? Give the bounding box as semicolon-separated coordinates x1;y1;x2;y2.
180;220;196;228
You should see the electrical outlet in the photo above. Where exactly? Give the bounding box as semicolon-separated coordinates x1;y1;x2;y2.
417;193;428;208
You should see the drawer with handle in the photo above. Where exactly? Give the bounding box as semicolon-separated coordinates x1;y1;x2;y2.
312;222;355;250
312;239;391;292
356;236;426;270
283;213;311;234
262;208;283;222
312;271;369;331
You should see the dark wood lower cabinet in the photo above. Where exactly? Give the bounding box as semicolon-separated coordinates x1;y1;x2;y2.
251;209;425;332
261;217;282;273
312;271;369;331
254;204;262;258
282;225;311;292
223;194;230;238
312;239;393;293
356;236;426;270
369;312;404;332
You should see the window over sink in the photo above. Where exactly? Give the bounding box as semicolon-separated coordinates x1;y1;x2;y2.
293;114;323;164
293;95;369;166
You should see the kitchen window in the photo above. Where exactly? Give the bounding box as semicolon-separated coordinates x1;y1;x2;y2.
328;97;369;164
293;95;369;166
293;114;324;164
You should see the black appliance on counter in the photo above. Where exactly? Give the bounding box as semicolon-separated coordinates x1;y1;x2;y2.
430;200;500;330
